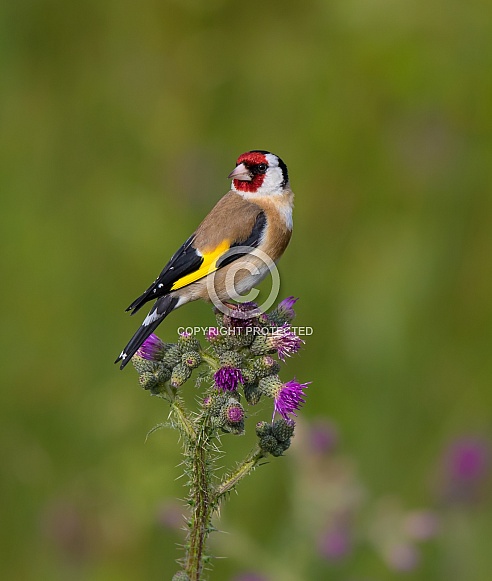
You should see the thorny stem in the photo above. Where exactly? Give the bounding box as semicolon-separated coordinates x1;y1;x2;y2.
214;446;265;501
170;398;196;441
184;427;213;581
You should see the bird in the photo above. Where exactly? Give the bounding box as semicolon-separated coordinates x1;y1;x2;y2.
116;150;294;369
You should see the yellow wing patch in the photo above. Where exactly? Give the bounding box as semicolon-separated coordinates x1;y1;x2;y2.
170;239;231;291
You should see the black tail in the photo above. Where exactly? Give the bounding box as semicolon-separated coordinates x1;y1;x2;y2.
115;295;179;370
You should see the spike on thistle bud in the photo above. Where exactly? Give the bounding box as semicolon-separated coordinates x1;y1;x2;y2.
215;310;225;327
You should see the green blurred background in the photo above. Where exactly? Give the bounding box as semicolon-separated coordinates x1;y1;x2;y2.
1;1;491;579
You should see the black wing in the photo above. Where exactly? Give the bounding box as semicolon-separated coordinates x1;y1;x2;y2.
125;234;203;314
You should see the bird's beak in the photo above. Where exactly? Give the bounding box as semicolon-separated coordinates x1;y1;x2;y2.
228;163;252;181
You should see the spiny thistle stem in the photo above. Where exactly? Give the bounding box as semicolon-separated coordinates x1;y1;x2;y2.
170;397;196;441
184;428;212;580
214;446;265;501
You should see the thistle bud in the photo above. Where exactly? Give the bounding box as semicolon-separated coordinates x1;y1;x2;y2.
259;435;279;455
170;363;192;388
162;345;182;368
177;332;200;352
272;419;295;442
172;572;190;581
132;355;158;375
256;421;272;438
155;365;172;383
209;334;234;356
139;372;158;391
219;351;243;368
240;365;256;384
258;375;283;398
215;310;225;327
253;355;280;378
279;438;292;453
250;334;276;357
181;351;202;369
243;383;261;405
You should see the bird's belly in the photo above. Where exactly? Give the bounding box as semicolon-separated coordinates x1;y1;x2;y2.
213;254;271;301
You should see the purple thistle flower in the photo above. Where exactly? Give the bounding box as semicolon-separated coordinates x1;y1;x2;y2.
273;378;310;421
136;333;166;361
214;366;244;391
277;296;299;319
224;301;261;328
270;324;303;361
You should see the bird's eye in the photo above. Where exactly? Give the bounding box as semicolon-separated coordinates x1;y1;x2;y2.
256;163;267;174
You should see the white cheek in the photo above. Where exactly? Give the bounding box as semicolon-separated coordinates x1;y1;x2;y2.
256;167;285;195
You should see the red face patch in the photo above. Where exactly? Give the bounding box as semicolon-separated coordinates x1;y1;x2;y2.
233;151;268;193
237;151;268;166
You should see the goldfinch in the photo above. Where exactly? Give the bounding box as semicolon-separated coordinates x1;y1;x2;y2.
116;150;294;369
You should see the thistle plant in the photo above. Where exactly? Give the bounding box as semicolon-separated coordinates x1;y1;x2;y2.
130;297;310;580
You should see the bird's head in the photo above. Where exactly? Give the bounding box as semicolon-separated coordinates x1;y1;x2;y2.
228;150;289;196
